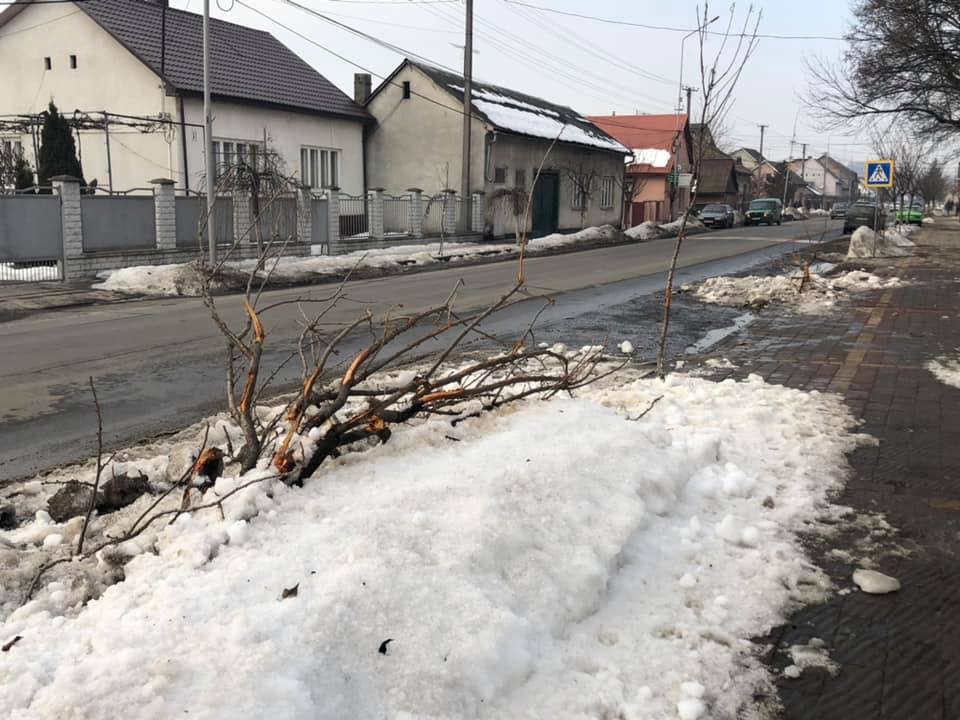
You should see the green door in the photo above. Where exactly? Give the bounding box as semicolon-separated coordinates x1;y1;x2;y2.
532;173;559;238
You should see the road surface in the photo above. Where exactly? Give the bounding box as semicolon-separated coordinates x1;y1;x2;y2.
0;219;842;481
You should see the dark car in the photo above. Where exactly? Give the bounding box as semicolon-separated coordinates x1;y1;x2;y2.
830;202;848;219
699;203;736;229
744;198;782;226
843;202;887;234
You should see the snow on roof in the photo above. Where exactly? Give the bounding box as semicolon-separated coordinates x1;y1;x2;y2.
413;61;628;154
631;148;672;168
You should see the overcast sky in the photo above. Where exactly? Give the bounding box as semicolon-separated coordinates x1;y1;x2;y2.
172;0;877;168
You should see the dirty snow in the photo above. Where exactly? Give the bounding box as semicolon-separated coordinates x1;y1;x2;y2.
846;226;914;259
852;568;900;594
625;220;663;241
691;269;903;314
94;226;625;297
925;355;960;389
786;639;839;676
0;371;869;719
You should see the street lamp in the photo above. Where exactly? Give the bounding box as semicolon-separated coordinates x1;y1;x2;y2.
677;15;720;113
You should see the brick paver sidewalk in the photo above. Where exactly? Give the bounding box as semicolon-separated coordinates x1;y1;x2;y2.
709;220;960;719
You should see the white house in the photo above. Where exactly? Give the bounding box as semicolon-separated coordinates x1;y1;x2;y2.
0;0;368;194
363;60;628;239
787;158;840;204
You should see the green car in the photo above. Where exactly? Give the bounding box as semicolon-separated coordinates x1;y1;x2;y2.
744;198;782;226
896;204;923;225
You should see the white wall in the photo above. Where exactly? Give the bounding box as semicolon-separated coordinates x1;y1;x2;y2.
179;98;365;195
0;2;365;195
365;64;487;194
487;134;624;236
0;2;174;190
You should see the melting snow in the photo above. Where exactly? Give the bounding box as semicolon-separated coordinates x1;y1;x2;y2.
0;373;870;719
926;355;960;389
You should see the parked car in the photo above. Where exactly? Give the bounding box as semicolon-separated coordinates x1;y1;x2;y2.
744;198;782;226
830;202;848;219
699;203;736;229
843;202;887;234
896;203;924;225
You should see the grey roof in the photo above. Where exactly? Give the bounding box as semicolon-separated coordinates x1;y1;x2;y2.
0;0;367;121
734;147;763;162
402;60;626;153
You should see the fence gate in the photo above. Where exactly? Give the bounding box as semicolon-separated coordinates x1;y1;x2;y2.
0;194;64;283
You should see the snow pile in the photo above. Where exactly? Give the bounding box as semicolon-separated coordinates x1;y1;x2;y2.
926;355;960;389
0;373;868;719
692;269;903;314
625;221;663;241
808;208;830;217
846;226;913;259
852;568;900;594
785;639;839;677
661;216;705;235
923;217;935;225
94;227;625;297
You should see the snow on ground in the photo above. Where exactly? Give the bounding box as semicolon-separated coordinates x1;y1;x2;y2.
94;218;700;297
926;355;960;389
0;371;869;720
846;226;914;259
691;269;904;314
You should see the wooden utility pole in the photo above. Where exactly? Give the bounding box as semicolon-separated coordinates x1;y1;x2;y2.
203;0;216;262
460;0;474;233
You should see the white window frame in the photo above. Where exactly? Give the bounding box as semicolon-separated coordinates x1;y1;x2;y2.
1;138;23;157
300;145;341;189
212;137;263;179
600;176;615;209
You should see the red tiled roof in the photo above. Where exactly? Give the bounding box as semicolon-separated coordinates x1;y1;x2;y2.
586;114;687;152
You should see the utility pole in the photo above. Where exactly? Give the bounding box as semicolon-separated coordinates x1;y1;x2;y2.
460;0;474;233
758;124;767;158
684;86;694;117
203;0;216;263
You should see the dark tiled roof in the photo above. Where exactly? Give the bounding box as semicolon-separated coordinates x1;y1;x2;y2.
697;158;738;194
735;147;763;162
689;124;731;160
407;60;626;153
75;0;367;120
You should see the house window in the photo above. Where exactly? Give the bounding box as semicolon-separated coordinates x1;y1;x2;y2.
402;81;411;100
213;138;263;179
514;169;526;188
1;138;22;157
69;55;77;69
600;176;615;209
44;56;51;70
571;175;587;210
300;146;341;189
494;166;507;184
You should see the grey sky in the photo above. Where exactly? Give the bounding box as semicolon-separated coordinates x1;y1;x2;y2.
173;0;873;167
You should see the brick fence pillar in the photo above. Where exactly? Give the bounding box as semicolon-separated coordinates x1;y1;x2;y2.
326;186;340;253
297;184;312;247
442;189;457;236
471;191;485;234
151;178;177;250
368;188;384;240
51;175;83;281
235;191;253;247
407;188;424;239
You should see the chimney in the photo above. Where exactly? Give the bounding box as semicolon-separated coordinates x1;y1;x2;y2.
354;73;372;105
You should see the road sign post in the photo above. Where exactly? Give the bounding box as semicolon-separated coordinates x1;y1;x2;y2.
864;160;894;258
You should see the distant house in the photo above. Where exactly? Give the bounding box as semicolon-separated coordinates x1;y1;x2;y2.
694;158;742;210
730;147;764;171
0;0;369;193
689;124;731;161
818;154;859;203
587;113;693;225
787;157;843;209
364;59;629;239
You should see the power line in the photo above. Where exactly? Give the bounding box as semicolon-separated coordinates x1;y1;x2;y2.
501;0;846;41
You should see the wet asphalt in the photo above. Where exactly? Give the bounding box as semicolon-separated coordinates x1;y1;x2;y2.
0;219;843;482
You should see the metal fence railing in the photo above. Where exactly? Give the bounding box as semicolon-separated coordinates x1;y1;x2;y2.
0;260;61;283
422;194;447;236
339;194;368;238
383;194;409;235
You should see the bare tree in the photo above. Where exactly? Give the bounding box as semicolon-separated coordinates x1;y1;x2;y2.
806;0;960;138
871;125;933;220
655;2;761;378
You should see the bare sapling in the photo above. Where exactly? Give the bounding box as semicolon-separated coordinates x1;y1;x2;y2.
655;3;761;378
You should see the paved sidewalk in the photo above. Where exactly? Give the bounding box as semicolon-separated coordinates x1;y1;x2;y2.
708;220;960;719
0;282;129;322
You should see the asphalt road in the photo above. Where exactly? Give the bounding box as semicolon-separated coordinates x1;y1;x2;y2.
0;219;842;481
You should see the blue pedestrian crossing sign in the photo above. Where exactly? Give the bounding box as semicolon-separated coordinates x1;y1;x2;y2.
864;160;894;188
